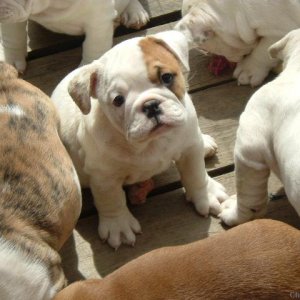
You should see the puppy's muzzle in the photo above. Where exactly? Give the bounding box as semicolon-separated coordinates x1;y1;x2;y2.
142;100;162;119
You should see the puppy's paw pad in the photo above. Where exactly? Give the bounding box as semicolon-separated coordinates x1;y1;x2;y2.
98;210;141;249
121;0;149;29
202;134;217;158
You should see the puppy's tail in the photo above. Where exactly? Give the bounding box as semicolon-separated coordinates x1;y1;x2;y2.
0;61;18;80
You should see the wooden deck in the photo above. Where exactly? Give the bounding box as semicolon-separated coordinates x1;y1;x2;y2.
19;1;299;282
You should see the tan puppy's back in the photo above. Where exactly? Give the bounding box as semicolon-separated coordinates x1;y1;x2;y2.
55;219;300;300
0;61;81;251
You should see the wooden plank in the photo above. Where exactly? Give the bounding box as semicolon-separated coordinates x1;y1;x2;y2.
140;0;182;18
23;35;235;96
188;48;234;91
196;82;257;169
60;171;298;282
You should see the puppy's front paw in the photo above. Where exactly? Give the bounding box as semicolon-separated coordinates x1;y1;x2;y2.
98;209;141;249
188;178;228;217
219;195;252;226
202;134;217;158
0;45;27;73
121;0;149;29
233;57;269;87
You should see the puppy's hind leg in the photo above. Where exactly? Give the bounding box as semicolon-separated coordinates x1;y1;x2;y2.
80;2;115;65
220;156;270;226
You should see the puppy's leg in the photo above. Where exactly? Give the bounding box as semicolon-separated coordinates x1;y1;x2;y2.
233;37;278;87
0;22;27;72
176;132;228;216
220;156;270;226
90;177;141;249
120;0;149;30
80;4;115;65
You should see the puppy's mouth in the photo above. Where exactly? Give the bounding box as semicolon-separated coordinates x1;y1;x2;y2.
127;99;186;142
149;117;171;136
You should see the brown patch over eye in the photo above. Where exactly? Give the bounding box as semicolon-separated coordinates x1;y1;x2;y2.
139;37;186;100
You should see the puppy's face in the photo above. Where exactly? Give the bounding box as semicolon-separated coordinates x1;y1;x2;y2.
175;7;256;62
69;31;190;144
0;0;32;23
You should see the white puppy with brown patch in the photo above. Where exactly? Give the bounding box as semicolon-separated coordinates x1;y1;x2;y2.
175;0;300;86
0;0;149;72
51;30;228;249
219;29;300;226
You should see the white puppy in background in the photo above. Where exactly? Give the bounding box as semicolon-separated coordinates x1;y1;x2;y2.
0;0;149;72
175;0;300;86
52;30;228;249
219;29;300;226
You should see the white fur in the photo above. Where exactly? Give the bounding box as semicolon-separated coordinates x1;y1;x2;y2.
0;238;56;300
0;0;149;72
51;30;228;249
0;104;24;116
176;0;300;86
219;29;300;226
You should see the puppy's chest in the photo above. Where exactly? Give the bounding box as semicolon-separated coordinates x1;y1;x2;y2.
123;157;174;184
111;143;183;185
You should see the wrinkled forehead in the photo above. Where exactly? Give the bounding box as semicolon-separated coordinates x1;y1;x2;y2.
102;36;184;92
103;38;148;85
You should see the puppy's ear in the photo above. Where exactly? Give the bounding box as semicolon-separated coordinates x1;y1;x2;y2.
268;35;289;59
152;30;190;71
68;64;99;115
175;8;215;45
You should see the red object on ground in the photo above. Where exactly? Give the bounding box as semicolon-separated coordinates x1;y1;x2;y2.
208;55;236;76
127;179;155;205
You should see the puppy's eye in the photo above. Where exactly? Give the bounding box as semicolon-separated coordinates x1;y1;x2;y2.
161;73;174;86
113;95;125;107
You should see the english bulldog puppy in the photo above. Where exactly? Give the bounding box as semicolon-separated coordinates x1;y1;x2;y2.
0;0;149;72
51;30;228;249
175;0;300;86
220;29;300;226
54;219;300;300
0;62;82;300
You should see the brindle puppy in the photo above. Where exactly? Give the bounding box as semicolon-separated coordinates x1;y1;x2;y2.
0;62;82;300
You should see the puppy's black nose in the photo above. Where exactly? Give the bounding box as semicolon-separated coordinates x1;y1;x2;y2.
142;100;162;119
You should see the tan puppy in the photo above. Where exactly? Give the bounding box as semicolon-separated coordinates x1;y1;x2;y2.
54;219;300;300
0;62;82;300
